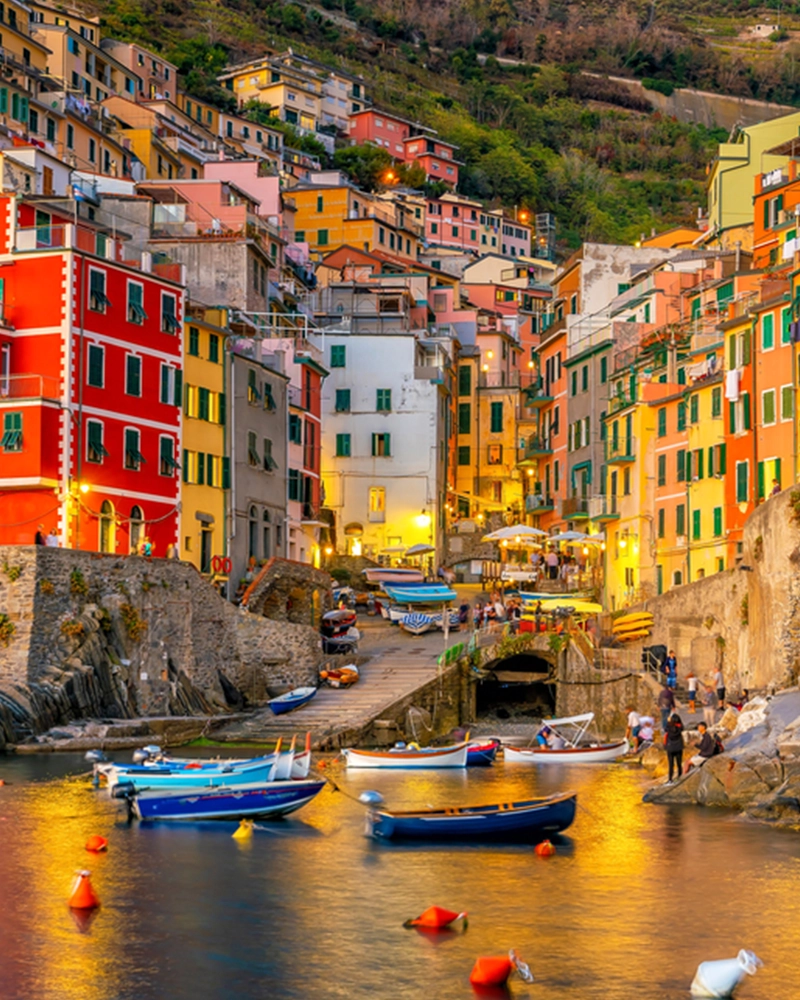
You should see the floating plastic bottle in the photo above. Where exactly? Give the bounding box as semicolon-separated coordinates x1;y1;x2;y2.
690;950;762;998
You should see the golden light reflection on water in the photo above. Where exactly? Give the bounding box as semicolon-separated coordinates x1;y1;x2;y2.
3;755;800;1000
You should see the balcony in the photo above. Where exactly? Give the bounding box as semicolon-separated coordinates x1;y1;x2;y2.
525;492;554;513
605;436;636;464
478;370;521;389
588;495;619;521
518;433;552;463
522;378;553;407
606;391;636;416
561;496;589;519
414;365;444;384
0;373;60;400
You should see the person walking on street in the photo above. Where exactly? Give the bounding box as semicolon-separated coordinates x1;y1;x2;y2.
686;672;698;713
658;682;676;734
665;650;678;690
664;712;685;783
714;667;725;713
702;685;718;727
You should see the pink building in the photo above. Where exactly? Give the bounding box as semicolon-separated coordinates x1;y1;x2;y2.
501;219;532;258
426;195;482;251
403;136;460;187
347;109;418;154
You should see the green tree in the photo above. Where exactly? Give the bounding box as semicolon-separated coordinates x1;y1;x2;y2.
333;144;394;190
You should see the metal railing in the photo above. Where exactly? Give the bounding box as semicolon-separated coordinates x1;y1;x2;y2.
518;434;552;461
605;436;636;463
561;496;589;517
0;373;60;399
525;493;554;512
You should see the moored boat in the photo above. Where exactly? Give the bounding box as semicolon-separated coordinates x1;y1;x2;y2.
399;612;436;635
124;778;326;822
268;686;318;715
105;754;281;791
366;790;577;841
502;712;628;764
466;739;499;766
343;742;469;769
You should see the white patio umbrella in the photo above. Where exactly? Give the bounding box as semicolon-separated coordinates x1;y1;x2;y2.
405;543;436;556
548;531;589;542
482;524;547;542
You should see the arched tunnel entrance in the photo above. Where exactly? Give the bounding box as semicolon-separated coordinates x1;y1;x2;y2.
475;653;557;722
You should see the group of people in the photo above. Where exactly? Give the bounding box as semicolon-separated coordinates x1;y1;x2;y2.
471;592;522;628
527;548;585;589
34;525;59;547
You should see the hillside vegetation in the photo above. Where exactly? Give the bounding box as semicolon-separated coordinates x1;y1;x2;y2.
91;0;789;250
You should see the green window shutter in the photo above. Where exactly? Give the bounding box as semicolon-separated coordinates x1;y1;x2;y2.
728;399;736;434
376;388;391;411
686;450;692;481
690;395;698;423
88;345;103;387
657;454;666;486
718;443;726;475
160;364;170;404
571;371;577;396
199;387;210;421
782;385;794;420
677;449;685;481
330;345;345;367
763;390;775;425
218;391;225;425
708;446;714;478
0;89;7;114
696;449;703;480
736;461;748;503
458;402;471;434
490;401;502;432
763;314;774;350
742;328;751;365
758;460;765;500
182;448;189;483
742;392;751;430
776;457;782;488
222;457;231;490
728;334;736;370
691;297;701;320
335;433;350;457
189;327;199;356
600;356;607;383
657;508;665;538
692;509;701;540
126;355;141;395
657;408;666;437
713;507;722;537
457;445;470;465
335;389;350;412
782;308;792;344
677;402;686;431
676;504;685;536
711;386;721;417
777;193;784;213
197;452;205;486
458;365;471;396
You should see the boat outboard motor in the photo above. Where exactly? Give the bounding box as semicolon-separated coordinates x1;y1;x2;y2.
111;780;138;823
84;749;106;764
132;749;150;764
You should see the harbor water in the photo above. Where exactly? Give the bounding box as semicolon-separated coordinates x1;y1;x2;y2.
1;752;799;1000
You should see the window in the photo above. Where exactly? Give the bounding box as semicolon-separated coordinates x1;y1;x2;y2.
581;365;588;391
159;364;181;405
316;195;323;212
371;433;390;457
657;507;665;538
335;389;351;412
368;486;385;520
762;388;776;426
657;407;666;437
124;428;144;470
86;419;110;464
458;402;471;434
782;307;792;345
87;344;104;387
263;382;276;411
657;453;666;486
330;345;345;368
600;356;608;383
742;391;751;430
458;365;471;396
458;445;470;465
317;229;328;247
247;431;259;467
690;394;698;423
711;386;721;417
0;410;21;451
762;313;774;351
161;292;179;333
67;123;74;149
89;269;110;312
490;401;502;433
623;468;631;495
159;436;178;476
188;327;199;357
288;469;300;501
88;137;96;163
335;433;351;457
209;334;219;364
198;387;210;421
287;414;302;444
782;384;794;421
736;460;749;504
677;449;686;482
127;282;146;324
713;506;723;537
35;210;50;246
676;503;685;537
247;368;261;404
486;443;503;465
125;355;141;396
571;371;578;396
376;388;391;411
677;401;686;431
263;438;277;471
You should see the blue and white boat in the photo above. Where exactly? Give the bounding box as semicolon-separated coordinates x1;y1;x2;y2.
105;754;279;791
384;584;457;630
399;612;436;635
129;778;327;822
268;686;317;715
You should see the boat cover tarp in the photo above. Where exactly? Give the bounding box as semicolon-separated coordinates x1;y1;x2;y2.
384;584;457;604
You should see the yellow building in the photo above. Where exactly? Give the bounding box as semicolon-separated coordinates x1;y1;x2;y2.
32;22;138;102
707;111;800;239
181;308;230;574
177;93;220;135
219;54;323;131
292;184;420;260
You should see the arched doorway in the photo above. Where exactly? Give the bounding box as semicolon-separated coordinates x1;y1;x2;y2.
344;522;363;557
262;509;271;560
248;505;258;560
99;500;115;553
130;505;143;554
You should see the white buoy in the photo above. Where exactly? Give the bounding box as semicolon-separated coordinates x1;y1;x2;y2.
358;790;384;806
691;950;762;998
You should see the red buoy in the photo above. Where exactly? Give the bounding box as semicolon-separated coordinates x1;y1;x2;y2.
68;870;100;910
469;956;513;987
404;905;468;930
85;835;108;853
535;839;556;857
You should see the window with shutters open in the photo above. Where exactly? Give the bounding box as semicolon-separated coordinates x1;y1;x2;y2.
86;420;107;463
89;269;110;312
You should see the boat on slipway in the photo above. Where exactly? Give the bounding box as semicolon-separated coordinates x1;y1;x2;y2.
343;742;469;769
366;790;577;842
268;686;318;715
503;712;628;764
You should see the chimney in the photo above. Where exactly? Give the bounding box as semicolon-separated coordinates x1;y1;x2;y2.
734;240;741;271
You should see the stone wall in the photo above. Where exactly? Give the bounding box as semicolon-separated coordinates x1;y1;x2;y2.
0;547;321;746
241;556;333;624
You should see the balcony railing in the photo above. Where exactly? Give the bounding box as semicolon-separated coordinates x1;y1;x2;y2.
0;373;60;400
414;365;445;384
561;496;589;518
518;434;552;462
478;370;521;389
605;436;636;463
525;492;554;513
522;378;553;407
588;495;619;519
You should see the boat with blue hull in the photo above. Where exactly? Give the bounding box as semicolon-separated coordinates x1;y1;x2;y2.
268;686;318;715
366;791;577;842
106;755;279;791
129;778;327;822
466;739;500;766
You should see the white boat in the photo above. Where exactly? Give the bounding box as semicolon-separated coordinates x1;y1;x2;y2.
399;612;436;635
343;742;469;769
503;712;629;764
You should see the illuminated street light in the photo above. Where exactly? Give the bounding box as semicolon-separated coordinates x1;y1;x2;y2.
415;510;432;528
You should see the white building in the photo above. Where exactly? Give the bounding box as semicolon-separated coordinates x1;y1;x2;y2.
320;329;452;565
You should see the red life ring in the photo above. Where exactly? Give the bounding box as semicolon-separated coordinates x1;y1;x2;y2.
221;557;232;575
211;555;222;573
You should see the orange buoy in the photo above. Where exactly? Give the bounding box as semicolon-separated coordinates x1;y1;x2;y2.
404;905;468;931
0;779;5;786
469;956;513;988
535;839;556;857
85;835;108;853
68;870;100;910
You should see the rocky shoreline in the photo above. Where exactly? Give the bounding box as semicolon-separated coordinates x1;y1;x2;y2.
643;689;800;828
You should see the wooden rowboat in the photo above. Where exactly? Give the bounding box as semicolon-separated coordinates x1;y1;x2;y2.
268;686;317;716
504;741;628;764
343;742;468;769
367;791;577;842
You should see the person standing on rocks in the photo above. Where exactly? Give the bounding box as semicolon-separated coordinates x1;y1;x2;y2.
714;667;725;713
702;685;718;727
658;682;675;734
664;712;685;783
684;721;715;774
625;705;641;747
